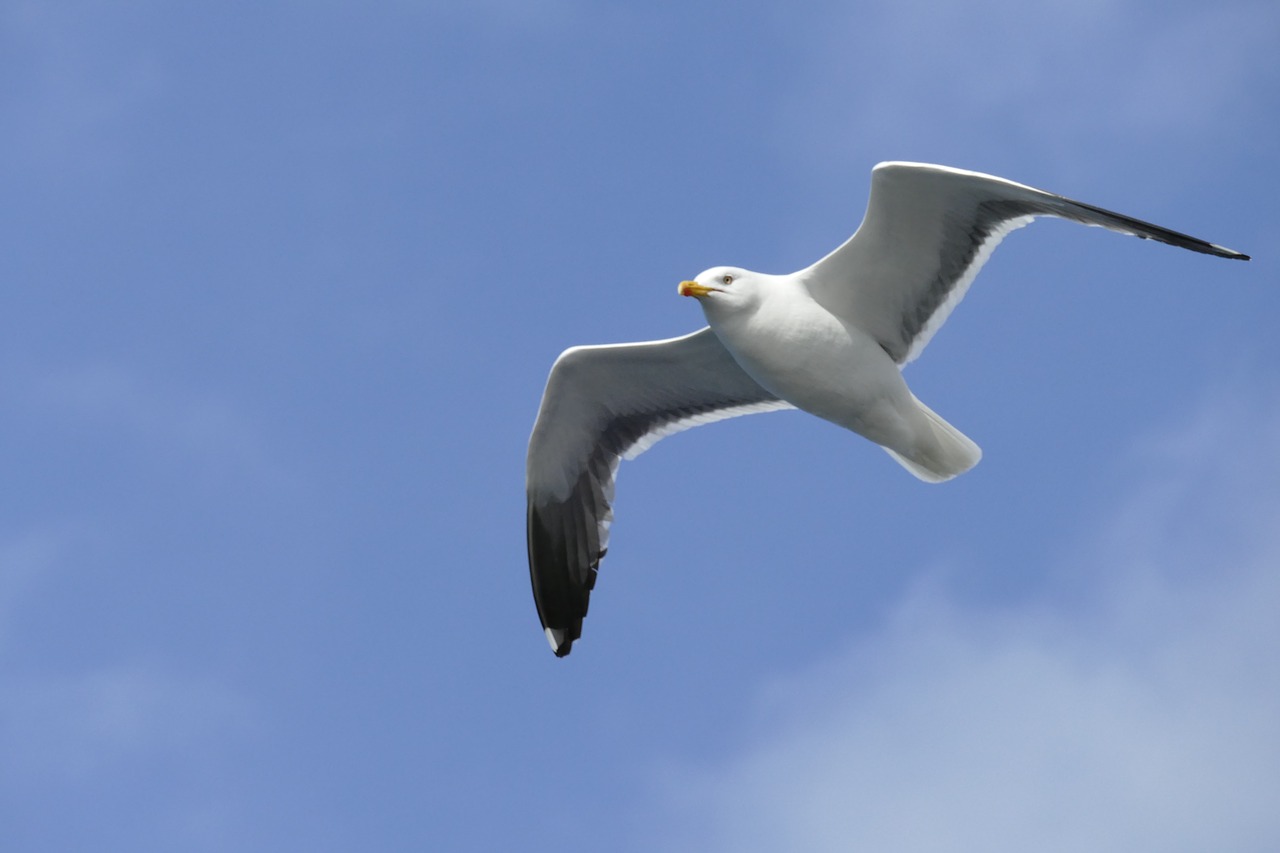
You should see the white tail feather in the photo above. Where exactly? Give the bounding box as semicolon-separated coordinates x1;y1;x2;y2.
883;396;982;483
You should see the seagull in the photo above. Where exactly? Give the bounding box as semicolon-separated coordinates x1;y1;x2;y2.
525;162;1248;657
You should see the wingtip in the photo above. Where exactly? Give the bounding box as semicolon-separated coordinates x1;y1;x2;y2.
1208;240;1250;261
545;627;573;657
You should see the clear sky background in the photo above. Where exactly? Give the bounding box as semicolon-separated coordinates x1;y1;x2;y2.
2;1;1278;850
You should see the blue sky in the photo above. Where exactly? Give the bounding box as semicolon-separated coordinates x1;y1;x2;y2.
2;1;1277;850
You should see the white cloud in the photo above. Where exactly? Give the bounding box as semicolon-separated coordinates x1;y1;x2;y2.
650;389;1280;852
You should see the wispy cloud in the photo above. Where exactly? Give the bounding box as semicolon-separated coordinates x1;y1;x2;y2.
0;665;254;783
1;1;165;179
777;0;1280;178
7;360;290;490
650;388;1280;852
0;524;255;844
0;525;255;785
0;528;64;643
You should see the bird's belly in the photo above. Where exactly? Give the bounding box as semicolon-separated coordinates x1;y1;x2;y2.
721;312;916;447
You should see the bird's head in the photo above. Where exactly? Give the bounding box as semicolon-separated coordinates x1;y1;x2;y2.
677;266;765;316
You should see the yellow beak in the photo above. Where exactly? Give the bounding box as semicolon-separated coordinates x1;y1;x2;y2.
678;280;715;298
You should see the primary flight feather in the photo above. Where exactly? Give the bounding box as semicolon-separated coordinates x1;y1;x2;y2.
525;162;1249;657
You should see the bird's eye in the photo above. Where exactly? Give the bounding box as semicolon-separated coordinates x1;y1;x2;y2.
721;274;734;285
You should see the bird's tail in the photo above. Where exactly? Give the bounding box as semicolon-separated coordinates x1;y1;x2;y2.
883;395;981;483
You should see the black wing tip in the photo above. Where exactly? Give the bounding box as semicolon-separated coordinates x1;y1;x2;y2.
1146;236;1249;260
1189;242;1249;261
1050;194;1251;262
527;499;593;658
1196;239;1250;261
543;624;580;657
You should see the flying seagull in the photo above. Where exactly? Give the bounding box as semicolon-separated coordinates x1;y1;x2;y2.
525;162;1248;657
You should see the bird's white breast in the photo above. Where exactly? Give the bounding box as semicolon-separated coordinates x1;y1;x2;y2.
706;283;910;436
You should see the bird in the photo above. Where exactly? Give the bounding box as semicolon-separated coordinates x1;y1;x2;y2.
525;161;1249;657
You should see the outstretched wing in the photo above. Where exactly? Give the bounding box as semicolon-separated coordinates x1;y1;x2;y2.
804;162;1248;365
526;327;792;657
